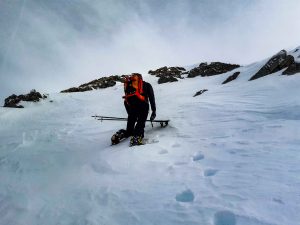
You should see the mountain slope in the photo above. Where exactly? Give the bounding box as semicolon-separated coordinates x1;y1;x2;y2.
0;50;300;225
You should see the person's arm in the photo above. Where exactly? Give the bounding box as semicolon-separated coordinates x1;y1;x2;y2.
147;83;156;112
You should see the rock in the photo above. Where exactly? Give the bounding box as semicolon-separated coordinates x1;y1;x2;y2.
61;87;80;93
282;62;300;75
158;76;178;84
149;66;186;84
4;89;46;108
249;50;294;81
222;72;240;84
61;75;124;93
188;62;240;78
193;89;208;97
60;86;92;93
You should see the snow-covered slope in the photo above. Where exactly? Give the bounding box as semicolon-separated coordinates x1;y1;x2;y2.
1;51;300;225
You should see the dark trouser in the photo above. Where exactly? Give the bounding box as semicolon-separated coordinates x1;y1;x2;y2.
124;100;149;137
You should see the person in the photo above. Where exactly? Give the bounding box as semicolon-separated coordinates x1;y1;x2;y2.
123;73;156;145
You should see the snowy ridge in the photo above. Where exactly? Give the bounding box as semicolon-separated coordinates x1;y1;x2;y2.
1;48;300;225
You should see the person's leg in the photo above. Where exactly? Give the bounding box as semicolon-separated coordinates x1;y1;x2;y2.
134;102;149;137
125;102;137;137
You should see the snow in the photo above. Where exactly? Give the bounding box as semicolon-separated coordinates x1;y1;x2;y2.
289;46;300;63
1;52;300;225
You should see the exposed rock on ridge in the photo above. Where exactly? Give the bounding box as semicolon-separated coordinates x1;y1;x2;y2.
61;75;124;93
249;50;294;80
4;90;47;108
188;62;240;78
148;66;187;84
222;72;240;84
282;62;300;75
193;89;208;97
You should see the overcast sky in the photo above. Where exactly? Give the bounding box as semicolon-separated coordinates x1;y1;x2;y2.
1;0;300;102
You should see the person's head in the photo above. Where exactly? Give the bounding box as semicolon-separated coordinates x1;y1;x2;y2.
131;73;142;81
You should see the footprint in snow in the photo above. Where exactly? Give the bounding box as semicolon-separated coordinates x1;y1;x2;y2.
193;152;205;161
171;143;181;148
158;149;168;154
273;198;284;204
229;150;237;155
204;169;218;177
175;189;195;203
144;138;159;144
214;210;236;225
174;161;188;166
236;141;249;145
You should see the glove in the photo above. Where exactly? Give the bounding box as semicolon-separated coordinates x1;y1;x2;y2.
150;111;156;121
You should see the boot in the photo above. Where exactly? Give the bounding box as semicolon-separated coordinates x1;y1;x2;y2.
130;135;143;146
111;129;127;145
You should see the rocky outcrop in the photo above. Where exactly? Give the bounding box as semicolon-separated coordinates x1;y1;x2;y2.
193;89;208;97
148;66;186;84
188;62;240;78
61;86;93;93
4;89;47;108
61;75;124;93
249;50;294;81
222;72;240;84
282;62;300;75
157;76;178;84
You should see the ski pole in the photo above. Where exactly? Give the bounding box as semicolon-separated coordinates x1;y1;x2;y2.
92;115;127;120
94;117;127;121
92;115;169;127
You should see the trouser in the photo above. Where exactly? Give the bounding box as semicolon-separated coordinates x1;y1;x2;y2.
124;100;149;137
